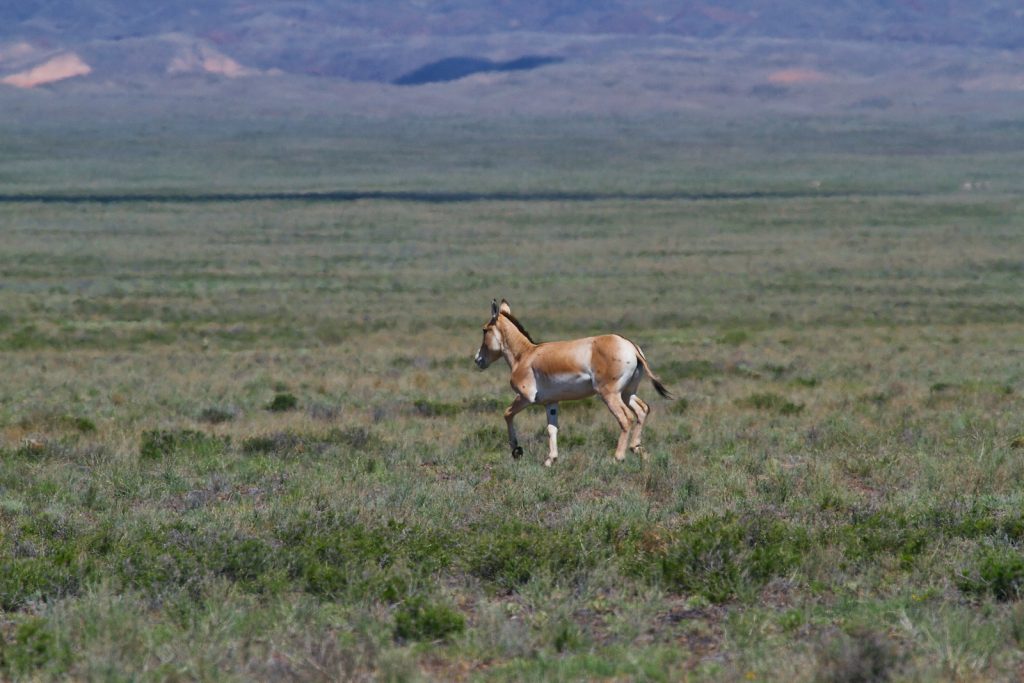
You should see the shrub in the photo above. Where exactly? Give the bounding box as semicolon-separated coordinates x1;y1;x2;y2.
112;526;282;597
198;406;237;424
738;392;804;415
460;425;507;451
210;536;272;586
139;429;229;460
241;431;305;457
552;619;583;653
393;597;465;642
464;521;591;593
412;399;460;417
717;330;750;346
674;476;701;513
14;438;65;460
0;545;86;610
0;618;70;678
113;526;206;595
832;512;929;570
63;415;97;433
279;516;451;599
957;548;1024;601
0;561;64;610
324;426;378;451
815;626;902;683
632;515;808;603
307;402;341;421
300;560;350;598
242;428;378;458
266;393;299;412
466;529;535;590
659;360;720;382
1011;603;1024;646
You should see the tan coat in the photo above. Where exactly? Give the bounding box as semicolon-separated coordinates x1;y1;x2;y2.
475;299;671;466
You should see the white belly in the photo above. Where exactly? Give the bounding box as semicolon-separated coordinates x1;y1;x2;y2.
534;371;595;403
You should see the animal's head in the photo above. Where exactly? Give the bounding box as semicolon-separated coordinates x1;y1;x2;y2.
475;298;511;369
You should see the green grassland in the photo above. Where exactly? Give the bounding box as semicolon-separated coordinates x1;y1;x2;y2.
2;112;1024;680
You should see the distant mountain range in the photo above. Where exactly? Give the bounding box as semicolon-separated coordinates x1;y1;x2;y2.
4;1;1023;49
0;2;1022;117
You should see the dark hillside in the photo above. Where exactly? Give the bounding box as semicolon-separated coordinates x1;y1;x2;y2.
393;55;563;85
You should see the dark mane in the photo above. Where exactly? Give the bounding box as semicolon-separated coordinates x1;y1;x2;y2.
500;311;536;344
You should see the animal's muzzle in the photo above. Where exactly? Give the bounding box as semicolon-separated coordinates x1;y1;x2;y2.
474;354;487;369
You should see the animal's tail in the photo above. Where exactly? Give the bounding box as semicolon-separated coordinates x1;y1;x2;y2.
630;341;674;400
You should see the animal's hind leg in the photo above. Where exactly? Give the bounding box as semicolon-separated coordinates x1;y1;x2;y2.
626;395;650;457
600;391;635;461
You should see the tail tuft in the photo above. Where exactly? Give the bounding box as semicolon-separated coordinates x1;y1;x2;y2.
650;375;673;400
630;340;674;400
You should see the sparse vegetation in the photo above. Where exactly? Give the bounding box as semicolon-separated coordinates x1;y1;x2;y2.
1;113;1023;680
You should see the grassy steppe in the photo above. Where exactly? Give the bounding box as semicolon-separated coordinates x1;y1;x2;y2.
1;114;1024;680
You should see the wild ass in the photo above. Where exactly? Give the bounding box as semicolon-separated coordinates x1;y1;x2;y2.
474;299;672;466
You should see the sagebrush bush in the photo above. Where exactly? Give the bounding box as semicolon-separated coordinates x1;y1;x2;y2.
831;512;929;570
738;392;805;415
635;514;809;603
0;617;70;678
460;425;507;451
717;330;750;346
815;626;902;683
241;431;305;457
240;427;378;458
957;547;1024;601
278;514;451;599
0;553;85;611
266;393;299;412
139;429;229;460
197;406;237;424
393;597;465;642
412;399;460;417
464;521;593;593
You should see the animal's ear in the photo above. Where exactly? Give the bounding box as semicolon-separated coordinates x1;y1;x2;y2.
499;299;511;316
490;299;499;319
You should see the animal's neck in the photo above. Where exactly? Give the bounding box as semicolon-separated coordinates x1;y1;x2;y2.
499;317;534;366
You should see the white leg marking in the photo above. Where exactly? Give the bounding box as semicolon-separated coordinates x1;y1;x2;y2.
544;404;559;467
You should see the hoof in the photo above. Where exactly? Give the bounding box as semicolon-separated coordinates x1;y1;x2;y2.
614;453;626;462
632;445;648;459
544;456;557;467
512;446;523;459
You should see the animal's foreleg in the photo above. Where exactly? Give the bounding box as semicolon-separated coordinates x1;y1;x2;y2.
504;394;530;459
544;404;559;467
